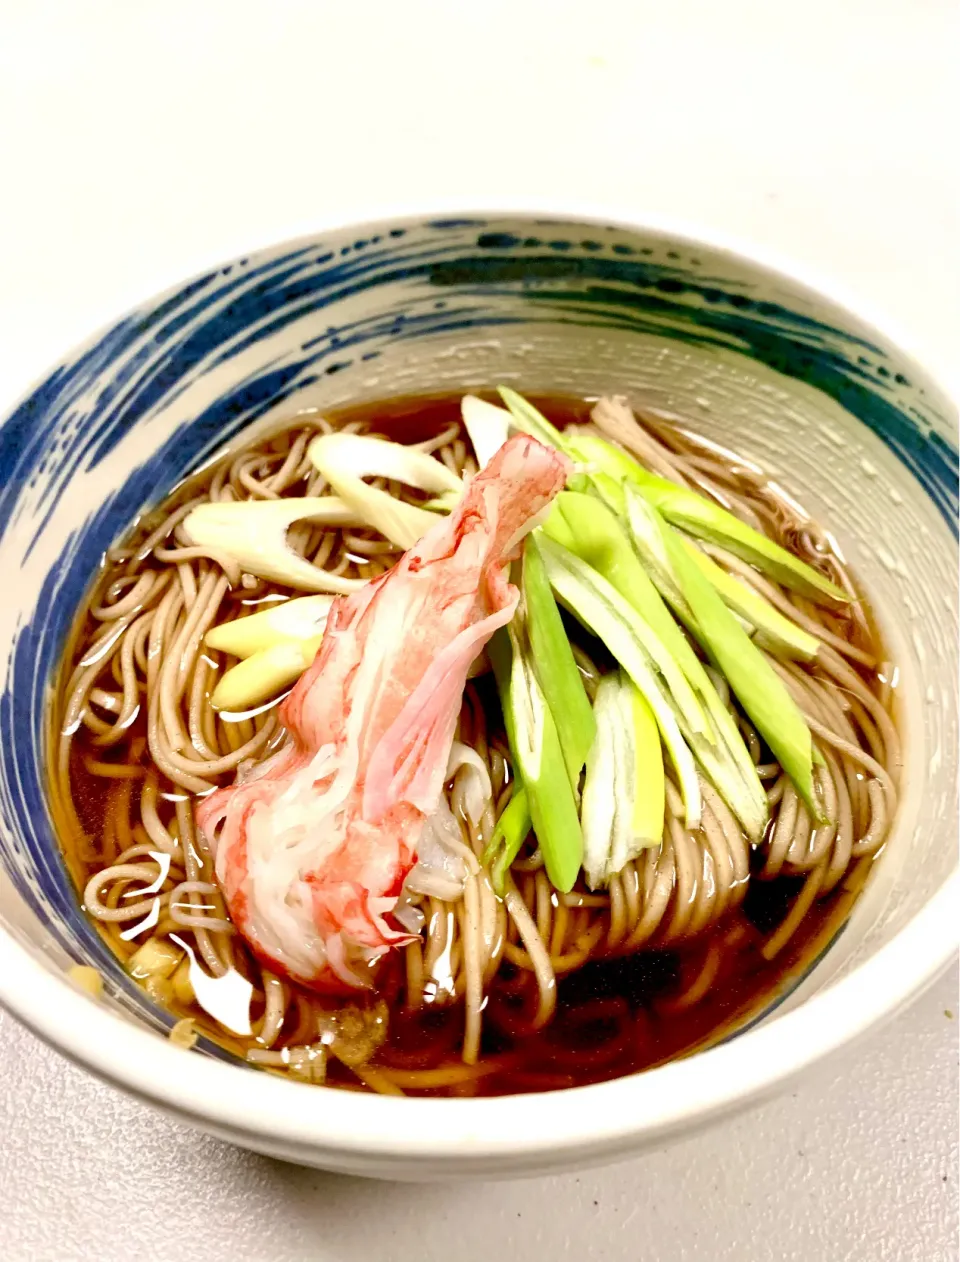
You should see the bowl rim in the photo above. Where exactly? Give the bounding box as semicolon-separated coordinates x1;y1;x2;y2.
0;880;953;1163
0;205;957;1164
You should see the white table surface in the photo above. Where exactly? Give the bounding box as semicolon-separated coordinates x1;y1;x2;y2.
0;2;957;1258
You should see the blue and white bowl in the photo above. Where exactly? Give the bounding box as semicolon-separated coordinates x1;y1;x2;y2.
0;213;956;1178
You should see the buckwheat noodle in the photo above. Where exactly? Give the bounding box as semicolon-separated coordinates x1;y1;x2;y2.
51;397;898;1096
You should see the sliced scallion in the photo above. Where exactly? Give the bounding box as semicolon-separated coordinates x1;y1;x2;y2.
461;395;511;469
182;497;366;593
205;594;333;659
481;787;532;895
522;535;596;787
581;673;664;889
307;431;458;547
681;539;819;661
550;493;767;840
540;495;708;739
566;427;847;604
537;535;702;831
626;679;666;854
487;625;583;893
664;516;822;817
210;635;324;711
497;386;571;453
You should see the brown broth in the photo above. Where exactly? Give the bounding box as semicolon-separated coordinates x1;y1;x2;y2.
51;392;890;1097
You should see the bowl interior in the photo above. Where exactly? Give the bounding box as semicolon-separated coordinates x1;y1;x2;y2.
0;213;956;1168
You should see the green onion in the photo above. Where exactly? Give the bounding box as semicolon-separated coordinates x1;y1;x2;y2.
627;679;666;848
644;472;847;604
615;490;767;838
205;594;333;659
572;430;819;658
681;539;819;661
182;497;366;593
309;431;462;493
128;938;181;981
580;677;617;889
522;536;596;786
210;635;324;711
550;490;700;701
625;483;817;815
497;387;590;494
497;386;571;452
481;787;532;895
308;431;458;548
663;515;822;818
203;594;336;711
461;395;511;468
551;491;767;841
586;470;628;517
566;427;847;604
536;535;702;830
542;501;578;551
541;494;708;738
581;673;664;889
565;429;643;483
621;483;691;617
488;624;583;893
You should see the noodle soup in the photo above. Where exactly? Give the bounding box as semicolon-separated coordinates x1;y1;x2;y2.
51;393;898;1096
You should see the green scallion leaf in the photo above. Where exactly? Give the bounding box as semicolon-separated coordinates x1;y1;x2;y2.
487;625;583;893
481;787;532;895
542;493;709;739
566;428;847;604
681;538;820;661
665;519;822;818
536;535;702;831
522;535;596;787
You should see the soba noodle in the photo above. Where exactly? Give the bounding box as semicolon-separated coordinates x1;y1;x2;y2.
51;395;899;1096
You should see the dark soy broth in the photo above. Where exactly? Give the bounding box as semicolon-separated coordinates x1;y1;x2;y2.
52;393;890;1097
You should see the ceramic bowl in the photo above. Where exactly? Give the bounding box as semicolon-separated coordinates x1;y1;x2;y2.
0;213;956;1178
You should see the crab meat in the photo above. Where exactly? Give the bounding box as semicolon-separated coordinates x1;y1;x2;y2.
196;434;569;991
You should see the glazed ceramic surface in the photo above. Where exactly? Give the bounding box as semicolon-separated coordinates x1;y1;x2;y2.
0;214;956;1178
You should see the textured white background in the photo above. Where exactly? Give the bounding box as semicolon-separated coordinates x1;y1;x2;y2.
0;2;957;1259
